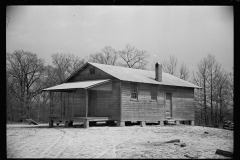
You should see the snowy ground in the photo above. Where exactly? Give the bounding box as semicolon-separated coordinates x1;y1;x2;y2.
7;123;233;158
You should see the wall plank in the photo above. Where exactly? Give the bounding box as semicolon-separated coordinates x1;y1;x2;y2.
121;82;195;121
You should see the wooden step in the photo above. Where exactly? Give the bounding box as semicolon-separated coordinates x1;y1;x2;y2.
165;117;172;119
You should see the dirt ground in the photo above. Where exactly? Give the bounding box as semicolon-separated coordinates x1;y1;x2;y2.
7;123;233;159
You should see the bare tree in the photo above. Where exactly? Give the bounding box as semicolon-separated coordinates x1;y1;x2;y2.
179;62;190;81
51;53;85;117
6;50;45;119
88;46;118;65
214;70;229;127
193;57;208;125
227;70;233;108
32;65;55;122
118;44;149;69
51;53;85;83
162;55;178;75
205;54;222;126
193;54;233;127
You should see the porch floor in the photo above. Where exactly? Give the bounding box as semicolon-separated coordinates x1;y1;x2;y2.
49;116;110;122
49;116;111;128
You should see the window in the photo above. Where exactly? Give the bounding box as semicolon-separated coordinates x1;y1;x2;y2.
151;85;157;101
131;84;138;100
89;68;95;74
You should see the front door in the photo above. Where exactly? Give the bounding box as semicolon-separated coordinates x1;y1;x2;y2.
88;90;97;117
165;93;172;118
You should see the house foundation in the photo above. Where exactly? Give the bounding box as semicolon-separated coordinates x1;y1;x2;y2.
191;120;195;126
158;121;164;126
83;120;89;128
117;121;125;127
140;121;146;127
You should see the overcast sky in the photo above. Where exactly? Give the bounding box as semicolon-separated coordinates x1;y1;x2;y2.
6;6;233;73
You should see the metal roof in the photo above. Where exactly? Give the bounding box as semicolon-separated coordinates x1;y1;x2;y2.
43;79;110;91
87;62;201;89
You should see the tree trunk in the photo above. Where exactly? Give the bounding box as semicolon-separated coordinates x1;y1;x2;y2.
215;102;218;127
204;79;207;126
37;103;40;122
201;92;203;125
219;88;222;126
210;75;213;126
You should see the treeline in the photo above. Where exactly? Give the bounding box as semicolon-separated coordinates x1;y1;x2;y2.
193;55;233;127
6;44;233;127
6;51;85;123
6;44;149;123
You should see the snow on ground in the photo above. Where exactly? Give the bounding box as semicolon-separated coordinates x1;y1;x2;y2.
7;123;233;158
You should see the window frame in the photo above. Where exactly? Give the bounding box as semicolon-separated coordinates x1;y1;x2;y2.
89;68;95;75
131;83;139;100
150;85;158;101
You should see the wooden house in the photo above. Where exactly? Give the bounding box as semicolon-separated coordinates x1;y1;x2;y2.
43;62;201;128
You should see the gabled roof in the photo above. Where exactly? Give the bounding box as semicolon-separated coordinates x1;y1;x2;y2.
65;62;201;89
43;79;110;91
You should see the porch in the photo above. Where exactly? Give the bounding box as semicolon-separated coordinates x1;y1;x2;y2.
43;79;113;128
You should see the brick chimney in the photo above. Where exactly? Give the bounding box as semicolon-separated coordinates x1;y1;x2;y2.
155;63;162;82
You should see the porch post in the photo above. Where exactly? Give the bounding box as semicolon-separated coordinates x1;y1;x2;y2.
84;89;89;128
50;91;54;116
60;92;62;116
72;90;74;117
67;92;69;116
117;81;123;127
49;91;52;117
85;89;88;118
49;91;53;128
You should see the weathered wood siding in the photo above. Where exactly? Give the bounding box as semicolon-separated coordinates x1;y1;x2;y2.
96;79;120;120
172;87;195;120
64;63;120;120
66;89;86;117
121;82;165;121
65;80;121;120
159;85;194;120
68;64;112;82
121;82;195;121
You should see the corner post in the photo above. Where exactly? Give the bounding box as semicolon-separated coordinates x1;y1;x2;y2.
119;81;122;123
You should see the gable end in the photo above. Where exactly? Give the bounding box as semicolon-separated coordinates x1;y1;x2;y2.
66;63;115;82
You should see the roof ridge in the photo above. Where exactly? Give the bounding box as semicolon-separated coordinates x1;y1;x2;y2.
88;62;163;73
